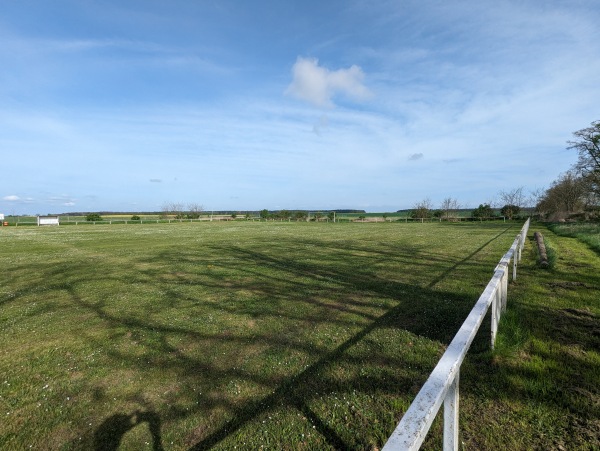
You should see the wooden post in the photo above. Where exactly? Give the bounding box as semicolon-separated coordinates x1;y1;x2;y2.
534;232;549;267
444;370;460;451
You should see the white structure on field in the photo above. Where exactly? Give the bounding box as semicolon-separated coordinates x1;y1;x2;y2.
38;216;60;226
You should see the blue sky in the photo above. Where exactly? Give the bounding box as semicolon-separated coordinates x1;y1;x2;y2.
1;0;599;214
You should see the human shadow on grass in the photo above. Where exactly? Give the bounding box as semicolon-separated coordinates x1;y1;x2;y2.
93;410;164;451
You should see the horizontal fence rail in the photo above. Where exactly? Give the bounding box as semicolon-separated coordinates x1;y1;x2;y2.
383;219;530;451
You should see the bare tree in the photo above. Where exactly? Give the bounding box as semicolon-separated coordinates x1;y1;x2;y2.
188;203;204;219
569;120;600;195
529;188;546;216
440;197;460;220
161;202;184;219
412;198;433;219
499;187;526;207
499;187;526;219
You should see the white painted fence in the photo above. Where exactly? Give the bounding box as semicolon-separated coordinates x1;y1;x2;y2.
37;216;60;226
383;218;530;451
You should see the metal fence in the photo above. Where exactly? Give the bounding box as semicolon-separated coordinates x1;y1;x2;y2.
382;218;530;451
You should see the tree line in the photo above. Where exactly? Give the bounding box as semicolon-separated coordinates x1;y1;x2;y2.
408;121;599;222
156;122;599;224
535;120;599;221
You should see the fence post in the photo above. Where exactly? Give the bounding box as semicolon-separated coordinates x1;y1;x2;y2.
502;267;508;313
491;285;499;349
443;370;460;451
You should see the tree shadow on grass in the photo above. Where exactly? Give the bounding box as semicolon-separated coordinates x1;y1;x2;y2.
457;233;600;450
0;223;523;450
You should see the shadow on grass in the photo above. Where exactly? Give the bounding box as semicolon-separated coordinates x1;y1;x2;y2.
94;410;164;451
457;231;600;449
0;222;524;449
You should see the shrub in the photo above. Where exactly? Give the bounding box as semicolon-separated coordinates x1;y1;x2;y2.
131;215;141;221
86;213;102;222
472;204;494;220
501;204;521;220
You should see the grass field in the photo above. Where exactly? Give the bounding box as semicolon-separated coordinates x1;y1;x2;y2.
0;221;597;450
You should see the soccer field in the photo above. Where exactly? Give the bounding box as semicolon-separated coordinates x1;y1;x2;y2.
0;221;523;449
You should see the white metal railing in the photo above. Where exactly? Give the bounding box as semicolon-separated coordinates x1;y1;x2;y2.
383;218;530;451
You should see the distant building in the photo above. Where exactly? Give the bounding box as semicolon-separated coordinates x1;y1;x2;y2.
37;216;60;226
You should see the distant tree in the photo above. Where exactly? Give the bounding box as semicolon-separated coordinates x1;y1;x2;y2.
440;197;460;220
231;213;237;220
245;213;252;220
411;198;433;219
259;209;270;220
294;211;307;221
529;188;546;216
161;202;184;219
500;204;521;219
314;212;323;221
327;212;335;222
472;204;494;220
536;171;587;218
131;215;141;221
358;215;366;221
569;120;600;195
279;210;291;221
86;213;102;222
187;203;204;219
499;187;526;212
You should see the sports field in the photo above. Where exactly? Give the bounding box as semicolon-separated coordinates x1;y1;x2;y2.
1;221;597;450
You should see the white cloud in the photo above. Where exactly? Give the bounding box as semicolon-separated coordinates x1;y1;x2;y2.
286;57;370;108
3;195;20;201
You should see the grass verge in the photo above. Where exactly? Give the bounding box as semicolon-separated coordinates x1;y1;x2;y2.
547;222;600;255
460;223;600;449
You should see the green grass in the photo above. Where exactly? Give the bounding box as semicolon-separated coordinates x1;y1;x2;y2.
460;223;600;449
547;222;600;255
0;221;597;450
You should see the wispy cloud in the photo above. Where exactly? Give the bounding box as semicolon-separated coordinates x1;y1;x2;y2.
1;1;598;214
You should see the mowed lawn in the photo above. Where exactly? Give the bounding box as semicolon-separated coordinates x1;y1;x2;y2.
1;221;530;449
